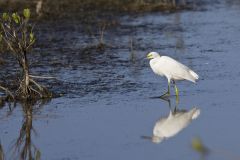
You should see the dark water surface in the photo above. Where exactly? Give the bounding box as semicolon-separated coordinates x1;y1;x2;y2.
1;1;240;160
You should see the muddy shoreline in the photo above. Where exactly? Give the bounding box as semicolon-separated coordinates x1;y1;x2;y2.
0;0;206;20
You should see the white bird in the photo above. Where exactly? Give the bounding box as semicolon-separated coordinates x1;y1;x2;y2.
147;52;199;97
152;107;200;143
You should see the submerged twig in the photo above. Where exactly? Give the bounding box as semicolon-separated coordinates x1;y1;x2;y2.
29;75;56;79
0;142;4;160
29;79;44;91
0;85;14;100
129;36;136;62
29;86;43;98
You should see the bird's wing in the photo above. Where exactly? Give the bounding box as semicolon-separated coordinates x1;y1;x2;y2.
157;56;193;80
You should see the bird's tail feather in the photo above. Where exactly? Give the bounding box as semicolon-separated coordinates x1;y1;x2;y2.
191;108;200;120
189;70;199;80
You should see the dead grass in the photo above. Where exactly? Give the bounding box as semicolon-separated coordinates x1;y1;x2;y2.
0;0;195;20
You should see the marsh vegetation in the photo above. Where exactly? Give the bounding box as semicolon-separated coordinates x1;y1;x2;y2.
0;9;52;101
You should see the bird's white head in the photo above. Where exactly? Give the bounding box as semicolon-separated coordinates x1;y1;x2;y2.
147;52;160;59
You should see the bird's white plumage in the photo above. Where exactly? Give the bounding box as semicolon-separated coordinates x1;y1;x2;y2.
152;107;200;143
148;52;199;83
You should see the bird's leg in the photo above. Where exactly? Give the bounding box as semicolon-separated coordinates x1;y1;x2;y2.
173;80;179;99
160;81;170;98
175;95;179;105
168;81;170;94
174;95;179;112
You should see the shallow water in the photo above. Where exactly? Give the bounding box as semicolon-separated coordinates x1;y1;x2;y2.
1;1;240;159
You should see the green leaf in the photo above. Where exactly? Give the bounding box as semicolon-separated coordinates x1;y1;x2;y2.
23;8;30;19
30;32;35;44
0;33;2;42
12;13;20;24
2;12;9;21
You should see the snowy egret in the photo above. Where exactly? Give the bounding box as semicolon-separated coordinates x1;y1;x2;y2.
147;52;199;97
152;107;200;143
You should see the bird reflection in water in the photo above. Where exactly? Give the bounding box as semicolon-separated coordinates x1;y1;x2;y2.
143;97;200;144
